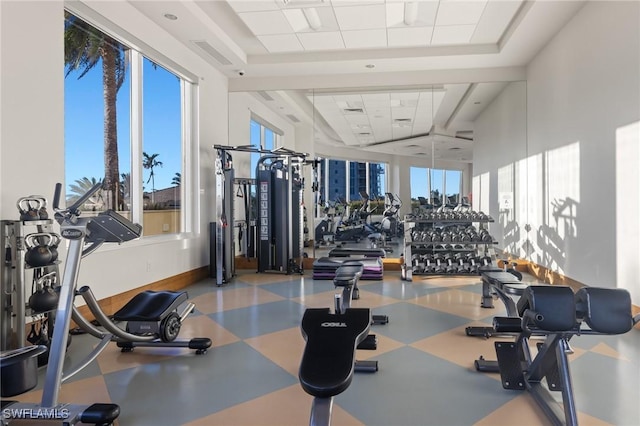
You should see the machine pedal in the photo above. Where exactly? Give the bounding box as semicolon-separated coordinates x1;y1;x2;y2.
495;341;525;390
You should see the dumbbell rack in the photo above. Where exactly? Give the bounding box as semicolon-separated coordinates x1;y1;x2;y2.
0;219;60;351
402;215;496;281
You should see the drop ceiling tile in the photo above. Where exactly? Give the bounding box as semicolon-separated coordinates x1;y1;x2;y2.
334;4;386;30
258;34;304;52
239;11;294;35
333;94;364;102
283;7;340;32
297;31;345;50
226;0;281;13
386;1;439;27
471;0;522;44
431;24;476;45
361;93;390;102
388;27;432;47
344;114;371;125
283;9;309;32
342;29;387;49
391;107;416;120
391;91;420;101
330;0;384;6
435;1;487;26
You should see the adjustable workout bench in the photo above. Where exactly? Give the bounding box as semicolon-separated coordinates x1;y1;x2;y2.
333;262;385;372
333;261;389;326
493;285;639;426
299;308;371;426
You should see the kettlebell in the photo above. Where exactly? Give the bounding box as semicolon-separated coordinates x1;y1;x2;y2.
17;197;43;221
29;286;59;313
47;233;60;264
24;233;57;267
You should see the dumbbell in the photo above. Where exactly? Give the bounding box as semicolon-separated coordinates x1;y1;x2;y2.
455;253;470;273
478;229;493;242
432;253;445;274
500;259;523;280
468;257;480;274
423;255;436;273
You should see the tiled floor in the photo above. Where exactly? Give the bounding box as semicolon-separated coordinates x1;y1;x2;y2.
8;270;640;425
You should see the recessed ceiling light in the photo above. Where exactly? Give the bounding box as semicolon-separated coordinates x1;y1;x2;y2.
365;64;375;69
164;13;178;21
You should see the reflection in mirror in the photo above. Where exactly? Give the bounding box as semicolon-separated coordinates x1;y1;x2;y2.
230;81;527;263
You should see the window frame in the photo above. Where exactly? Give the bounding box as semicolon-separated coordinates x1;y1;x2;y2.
63;7;198;241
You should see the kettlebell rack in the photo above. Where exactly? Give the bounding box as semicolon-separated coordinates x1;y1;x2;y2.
1;197;61;353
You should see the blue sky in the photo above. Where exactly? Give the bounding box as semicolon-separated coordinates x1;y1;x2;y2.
410;166;461;200
65;57;181;192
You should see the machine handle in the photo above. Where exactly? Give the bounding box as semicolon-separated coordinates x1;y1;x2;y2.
53;183;62;210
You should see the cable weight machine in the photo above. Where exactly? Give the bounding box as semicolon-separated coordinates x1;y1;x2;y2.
256;151;307;275
212;145;309;285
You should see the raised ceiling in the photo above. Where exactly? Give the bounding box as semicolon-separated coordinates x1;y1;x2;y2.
124;0;585;159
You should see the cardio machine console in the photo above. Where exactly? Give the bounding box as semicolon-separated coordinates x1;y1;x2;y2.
87;210;142;243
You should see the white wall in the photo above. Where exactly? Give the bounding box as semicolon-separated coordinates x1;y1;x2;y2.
0;1;229;300
473;2;640;297
473;82;528;258
526;0;639;295
1;1;65;218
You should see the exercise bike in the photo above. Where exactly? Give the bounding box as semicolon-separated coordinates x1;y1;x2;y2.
1;181;210;425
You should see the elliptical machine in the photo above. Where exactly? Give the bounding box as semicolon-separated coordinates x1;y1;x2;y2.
1;181;211;425
378;192;403;239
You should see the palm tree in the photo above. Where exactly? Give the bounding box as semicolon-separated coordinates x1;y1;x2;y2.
171;172;181;187
143;152;163;202
64;12;128;210
67;177;104;210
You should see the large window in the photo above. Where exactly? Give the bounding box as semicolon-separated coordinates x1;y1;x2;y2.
64;12;192;236
410;167;463;208
250;118;279;179
316;158;387;216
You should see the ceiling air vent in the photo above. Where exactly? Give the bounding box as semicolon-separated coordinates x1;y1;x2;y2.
286;114;300;123
406;144;419;148
343;108;365;114
394;118;412;123
358;132;371;136
192;41;233;66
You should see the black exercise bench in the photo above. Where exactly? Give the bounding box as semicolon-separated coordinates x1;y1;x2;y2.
299;308;372;426
492;285;639;426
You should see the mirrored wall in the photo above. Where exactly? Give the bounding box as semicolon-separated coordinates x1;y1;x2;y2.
228;80;528;262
